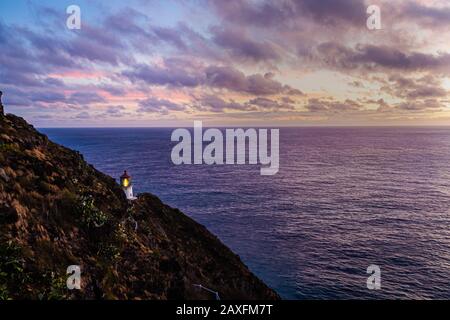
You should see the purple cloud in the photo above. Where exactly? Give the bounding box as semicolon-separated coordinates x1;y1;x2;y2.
402;2;450;28
305;98;362;113
197;95;296;112
123;62;303;95
138;97;186;114
205;66;302;95
123;63;203;87
211;26;280;62
68;92;105;105
317;42;450;73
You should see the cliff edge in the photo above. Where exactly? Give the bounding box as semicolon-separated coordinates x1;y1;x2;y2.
0;110;279;300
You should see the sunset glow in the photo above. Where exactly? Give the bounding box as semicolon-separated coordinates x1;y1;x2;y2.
0;0;449;127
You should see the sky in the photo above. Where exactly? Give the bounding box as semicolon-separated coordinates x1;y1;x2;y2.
0;0;449;127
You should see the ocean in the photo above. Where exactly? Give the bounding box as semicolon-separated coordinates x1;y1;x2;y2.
40;127;450;299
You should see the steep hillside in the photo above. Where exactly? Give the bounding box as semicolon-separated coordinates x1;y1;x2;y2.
0;110;279;300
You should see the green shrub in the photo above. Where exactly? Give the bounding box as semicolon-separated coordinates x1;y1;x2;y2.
79;195;108;228
0;284;9;300
98;242;121;261
39;181;60;194
0;143;20;154
40;271;67;300
0;241;28;300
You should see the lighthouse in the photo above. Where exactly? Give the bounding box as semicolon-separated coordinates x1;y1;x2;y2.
0;91;4;116
120;170;136;200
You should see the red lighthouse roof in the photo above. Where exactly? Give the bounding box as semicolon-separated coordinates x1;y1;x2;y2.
120;170;130;179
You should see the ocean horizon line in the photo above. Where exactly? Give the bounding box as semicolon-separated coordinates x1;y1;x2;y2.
38;125;450;130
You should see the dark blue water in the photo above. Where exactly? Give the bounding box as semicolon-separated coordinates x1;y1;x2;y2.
40;127;450;299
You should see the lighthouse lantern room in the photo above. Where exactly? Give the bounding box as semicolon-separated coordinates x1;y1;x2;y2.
120;170;136;200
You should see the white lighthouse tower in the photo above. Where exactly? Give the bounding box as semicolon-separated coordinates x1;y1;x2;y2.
0;91;4;116
120;170;137;200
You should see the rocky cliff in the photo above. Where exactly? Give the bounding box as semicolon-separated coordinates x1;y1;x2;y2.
0;110;279;300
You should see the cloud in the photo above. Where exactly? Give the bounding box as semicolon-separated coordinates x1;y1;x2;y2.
99;84;127;96
123;63;204;87
66;37;124;66
102;105;127;118
153;26;187;50
210;0;366;27
197;95;296;112
209;1;292;27
43;77;65;87
305;98;362;113
395;99;444;112
68;92;106;105
137;97;187;114
205;66;303;95
297;0;366;26
74;111;91;119
197;95;249;112
30;91;66;104
210;26;280;62
247;97;295;110
381;75;448;99
401;2;450;28
18;28;79;69
1;1;449;125
374;98;445;113
317;42;450;73
103;7;156;47
123;62;303;95
406;87;447;99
